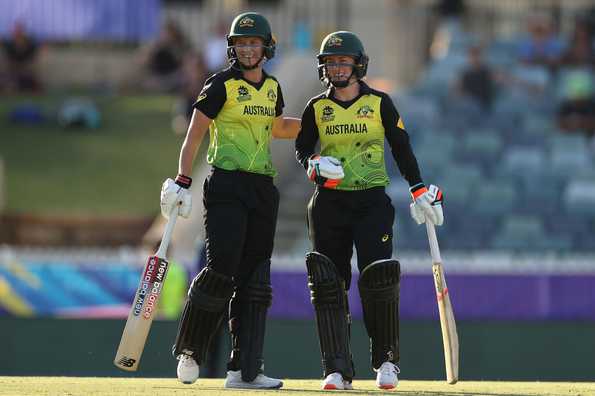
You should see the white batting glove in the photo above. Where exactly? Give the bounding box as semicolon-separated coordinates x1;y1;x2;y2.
160;177;192;219
409;184;444;226
307;154;344;189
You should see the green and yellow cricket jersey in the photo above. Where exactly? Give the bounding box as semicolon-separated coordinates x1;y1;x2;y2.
193;67;284;177
295;81;422;191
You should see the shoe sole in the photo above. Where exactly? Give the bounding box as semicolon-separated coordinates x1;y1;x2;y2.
323;384;341;390
379;384;395;390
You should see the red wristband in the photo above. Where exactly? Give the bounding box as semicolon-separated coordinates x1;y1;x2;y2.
175;174;192;189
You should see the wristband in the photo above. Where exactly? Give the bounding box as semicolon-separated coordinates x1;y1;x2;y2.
175;174;192;189
409;183;427;200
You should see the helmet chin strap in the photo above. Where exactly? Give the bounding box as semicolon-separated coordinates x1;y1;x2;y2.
331;76;358;89
236;55;265;70
327;68;357;88
228;45;267;71
230;55;265;71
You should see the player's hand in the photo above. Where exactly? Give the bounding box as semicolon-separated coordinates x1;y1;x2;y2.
160;177;192;219
409;184;444;226
307;154;344;189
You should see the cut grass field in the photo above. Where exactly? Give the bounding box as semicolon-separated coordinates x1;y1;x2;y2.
0;93;182;215
0;378;593;396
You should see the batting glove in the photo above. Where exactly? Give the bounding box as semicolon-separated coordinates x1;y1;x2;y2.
409;183;444;226
307;154;344;189
160;175;192;219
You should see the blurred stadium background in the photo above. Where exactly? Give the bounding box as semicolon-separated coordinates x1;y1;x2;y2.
1;0;594;382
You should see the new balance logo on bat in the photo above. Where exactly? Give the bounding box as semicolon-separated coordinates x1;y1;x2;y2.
117;357;136;367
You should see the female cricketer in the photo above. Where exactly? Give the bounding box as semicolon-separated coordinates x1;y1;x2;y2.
160;12;299;389
295;31;444;390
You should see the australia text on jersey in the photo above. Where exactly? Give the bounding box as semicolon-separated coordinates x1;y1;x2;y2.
325;123;368;135
243;105;276;116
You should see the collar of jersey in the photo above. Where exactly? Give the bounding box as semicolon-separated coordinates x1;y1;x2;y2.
325;81;372;109
229;66;270;91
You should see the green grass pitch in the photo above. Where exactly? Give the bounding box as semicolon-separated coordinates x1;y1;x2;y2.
0;378;593;396
0;94;181;215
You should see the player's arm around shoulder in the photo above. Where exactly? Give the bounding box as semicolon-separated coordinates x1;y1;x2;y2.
272;116;301;139
269;80;300;139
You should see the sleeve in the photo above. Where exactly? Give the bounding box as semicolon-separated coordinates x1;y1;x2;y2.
381;94;424;187
192;75;226;119
295;101;319;169
275;83;285;117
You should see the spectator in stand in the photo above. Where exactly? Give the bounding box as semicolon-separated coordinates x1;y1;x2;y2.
436;0;465;20
138;20;190;92
172;52;208;135
518;12;565;69
202;20;229;76
429;0;468;60
1;21;43;92
557;70;595;138
456;45;495;111
560;18;594;67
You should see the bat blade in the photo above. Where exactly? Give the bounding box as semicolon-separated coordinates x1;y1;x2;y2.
432;262;459;384
114;255;170;371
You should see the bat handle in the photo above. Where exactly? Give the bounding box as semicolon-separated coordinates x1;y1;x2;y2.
155;207;179;258
425;221;442;264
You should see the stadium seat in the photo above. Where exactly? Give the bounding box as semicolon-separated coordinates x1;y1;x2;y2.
435;165;483;207
460;133;503;162
563;180;595;216
523;115;555;137
502;146;547;174
550;149;593;179
531;235;574;251
491;215;547;250
548;134;590;152
517;181;561;216
414;147;454;171
472;181;517;217
547;214;590;238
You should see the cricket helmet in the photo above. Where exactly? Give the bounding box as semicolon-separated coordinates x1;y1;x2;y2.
226;12;276;64
317;31;369;85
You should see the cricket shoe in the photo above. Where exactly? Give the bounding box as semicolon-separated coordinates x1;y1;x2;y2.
375;361;400;389
224;370;283;389
322;372;353;390
176;354;199;384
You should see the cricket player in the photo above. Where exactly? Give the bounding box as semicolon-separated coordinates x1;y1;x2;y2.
159;12;300;389
295;31;444;390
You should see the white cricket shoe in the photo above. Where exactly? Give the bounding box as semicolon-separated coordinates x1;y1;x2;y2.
375;361;399;389
177;354;199;384
322;372;352;390
224;370;283;389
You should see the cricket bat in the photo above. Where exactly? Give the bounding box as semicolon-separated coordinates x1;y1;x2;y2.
114;209;179;371
426;221;459;384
